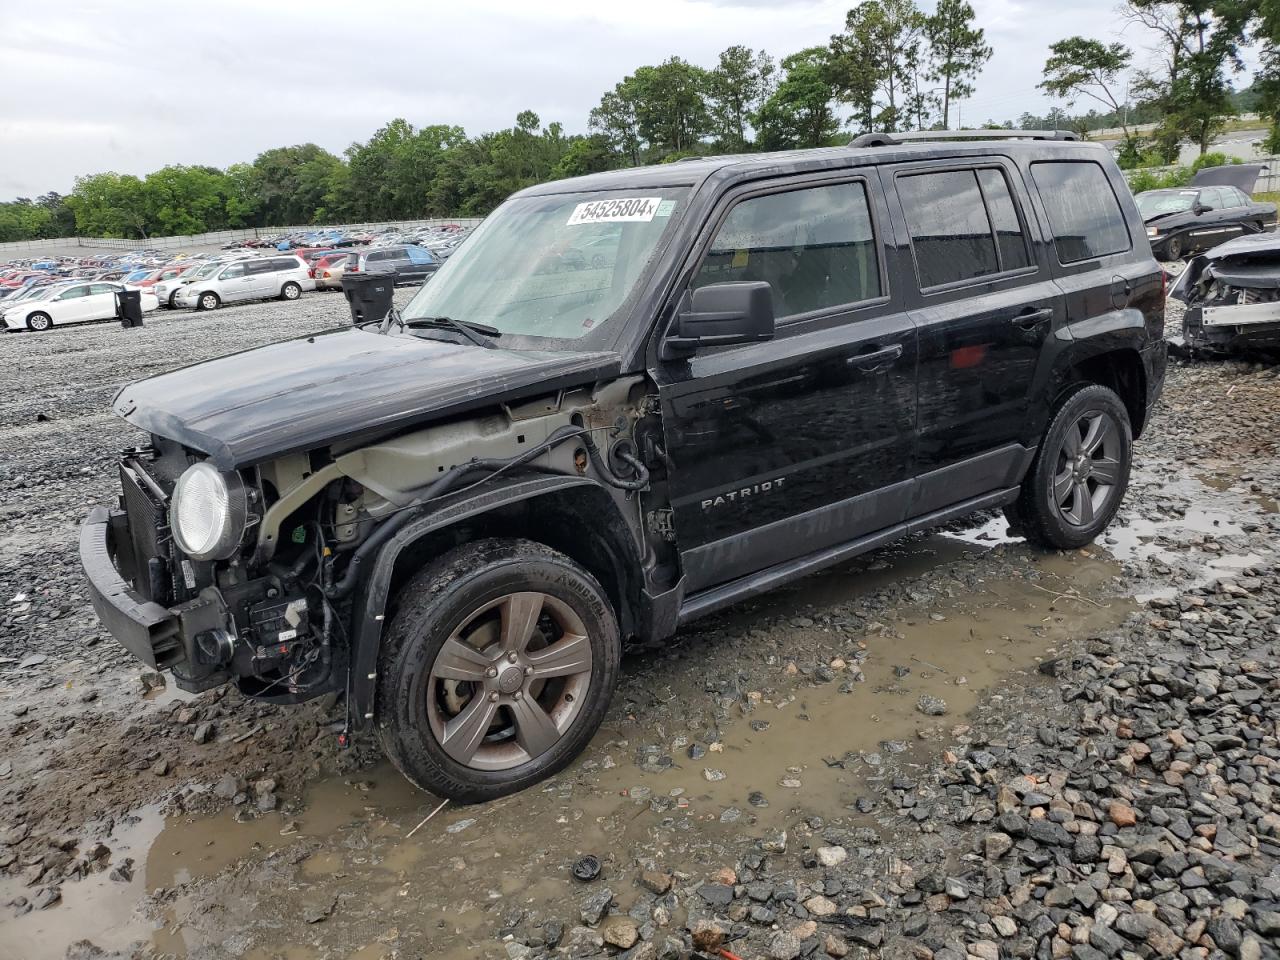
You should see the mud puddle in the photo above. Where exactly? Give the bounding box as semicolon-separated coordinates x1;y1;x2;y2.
1;538;1134;960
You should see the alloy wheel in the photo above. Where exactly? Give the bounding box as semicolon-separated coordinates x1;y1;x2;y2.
425;591;593;771
1052;410;1123;527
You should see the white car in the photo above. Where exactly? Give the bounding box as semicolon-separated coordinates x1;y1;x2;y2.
2;282;158;332
174;255;315;311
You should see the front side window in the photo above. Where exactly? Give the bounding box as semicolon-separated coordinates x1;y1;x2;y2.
402;188;689;343
1030;161;1131;264
221;264;246;279
57;286;89;300
693;181;881;320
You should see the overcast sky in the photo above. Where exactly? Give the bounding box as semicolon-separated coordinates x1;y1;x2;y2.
0;0;1260;199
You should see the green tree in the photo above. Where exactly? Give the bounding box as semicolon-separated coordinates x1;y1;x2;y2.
589;85;643;166
632;57;713;158
0;201;54;242
67;173;150;238
1038;37;1134;143
251;143;345;225
925;0;992;128
849;0;930;132
706;45;776;151
756;47;842;150
552;134;621;179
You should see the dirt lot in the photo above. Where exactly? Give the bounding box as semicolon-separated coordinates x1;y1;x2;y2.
0;291;1278;960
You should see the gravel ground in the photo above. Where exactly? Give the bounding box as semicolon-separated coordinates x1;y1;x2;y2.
0;290;1278;960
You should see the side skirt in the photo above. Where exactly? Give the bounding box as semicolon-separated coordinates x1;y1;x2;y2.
676;487;1019;626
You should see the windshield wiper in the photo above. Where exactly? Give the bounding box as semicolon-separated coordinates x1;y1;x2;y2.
402;315;501;348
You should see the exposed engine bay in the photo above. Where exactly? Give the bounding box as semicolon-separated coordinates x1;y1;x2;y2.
106;374;664;714
1170;231;1280;356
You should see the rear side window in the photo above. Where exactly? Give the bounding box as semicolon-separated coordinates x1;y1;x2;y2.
976;169;1031;272
693;180;881;320
271;258;300;271
897;168;1032;288
1030;161;1131;263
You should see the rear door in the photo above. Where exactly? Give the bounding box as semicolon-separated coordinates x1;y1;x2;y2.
87;283;121;321
888;159;1061;517
247;259;279;298
655;173;918;593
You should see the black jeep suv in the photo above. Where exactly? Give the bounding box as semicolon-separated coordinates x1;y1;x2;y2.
82;131;1165;802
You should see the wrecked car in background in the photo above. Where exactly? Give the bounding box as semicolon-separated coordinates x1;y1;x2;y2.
1171;230;1280;355
1136;163;1276;261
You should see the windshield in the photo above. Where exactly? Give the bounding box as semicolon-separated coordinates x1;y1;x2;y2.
1136;190;1197;217
401;188;688;344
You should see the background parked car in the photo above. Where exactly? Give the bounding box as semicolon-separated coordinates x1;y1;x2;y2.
174;255;314;310
313;251;355;291
2;281;158;332
346;245;438;285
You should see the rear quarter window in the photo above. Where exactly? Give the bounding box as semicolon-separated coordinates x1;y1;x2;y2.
1030;160;1131;264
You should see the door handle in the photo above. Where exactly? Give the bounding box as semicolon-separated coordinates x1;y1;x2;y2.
847;343;904;371
1012;307;1053;330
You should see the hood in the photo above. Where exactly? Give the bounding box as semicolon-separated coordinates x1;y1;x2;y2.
114;328;622;470
1191;163;1267;193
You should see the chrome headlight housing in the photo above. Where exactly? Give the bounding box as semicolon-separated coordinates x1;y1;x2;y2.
170;462;248;561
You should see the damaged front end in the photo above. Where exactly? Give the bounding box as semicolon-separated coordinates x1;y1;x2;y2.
1171;232;1280;356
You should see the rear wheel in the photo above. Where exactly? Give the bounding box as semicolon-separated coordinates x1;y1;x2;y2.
1007;384;1132;550
376;539;620;803
198;292;220;311
26;312;52;332
280;282;301;301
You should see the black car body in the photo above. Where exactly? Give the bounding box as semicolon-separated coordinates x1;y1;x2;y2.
81;131;1166;801
1137;164;1277;261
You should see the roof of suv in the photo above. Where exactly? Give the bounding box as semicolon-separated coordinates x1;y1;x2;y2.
518;137;1110;198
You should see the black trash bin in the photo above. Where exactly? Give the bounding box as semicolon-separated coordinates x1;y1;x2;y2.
341;270;396;326
115;289;144;329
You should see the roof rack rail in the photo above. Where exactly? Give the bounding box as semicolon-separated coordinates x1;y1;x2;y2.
849;129;1079;147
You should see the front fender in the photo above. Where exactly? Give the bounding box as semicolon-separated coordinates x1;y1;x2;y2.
347;474;602;726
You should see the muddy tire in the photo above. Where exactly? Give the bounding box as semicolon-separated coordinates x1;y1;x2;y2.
1008;383;1132;550
375;538;620;803
1165;235;1183;261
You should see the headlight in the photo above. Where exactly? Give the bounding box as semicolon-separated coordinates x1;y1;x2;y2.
170;462;248;561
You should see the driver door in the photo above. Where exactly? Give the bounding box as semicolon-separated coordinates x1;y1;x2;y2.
653;174;918;594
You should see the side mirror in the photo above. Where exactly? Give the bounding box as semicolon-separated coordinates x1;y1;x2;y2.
662;281;775;359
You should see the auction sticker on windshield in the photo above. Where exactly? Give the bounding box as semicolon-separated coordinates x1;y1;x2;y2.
567;197;664;225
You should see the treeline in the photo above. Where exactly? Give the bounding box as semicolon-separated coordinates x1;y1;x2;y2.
9;0;1280;243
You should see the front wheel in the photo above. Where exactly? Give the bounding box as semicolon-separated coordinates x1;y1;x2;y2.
26;312;52;332
1007;383;1132;550
198;292;220;311
1164;235;1183;261
280;281;301;300
376;539;620;803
